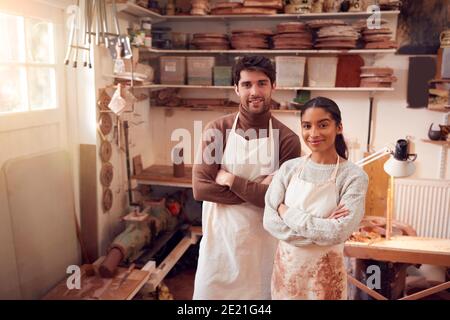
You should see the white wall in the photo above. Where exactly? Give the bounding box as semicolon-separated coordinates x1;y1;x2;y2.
137;17;448;180
144;55;449;180
95;9;450;257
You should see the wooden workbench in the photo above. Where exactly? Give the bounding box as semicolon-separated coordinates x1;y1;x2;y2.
344;236;450;300
43;264;150;300
133;165;193;188
43;226;202;300
345;236;450;266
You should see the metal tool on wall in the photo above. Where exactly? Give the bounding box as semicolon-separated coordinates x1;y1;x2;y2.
64;0;79;67
64;0;133;69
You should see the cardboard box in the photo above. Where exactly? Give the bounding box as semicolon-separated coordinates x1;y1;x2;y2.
160;56;186;84
187;57;215;85
307;57;338;87
275;56;306;87
214;66;232;86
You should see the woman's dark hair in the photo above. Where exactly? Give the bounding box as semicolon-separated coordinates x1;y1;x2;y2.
233;55;276;86
300;97;348;160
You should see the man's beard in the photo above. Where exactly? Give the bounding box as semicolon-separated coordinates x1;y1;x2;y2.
244;97;270;114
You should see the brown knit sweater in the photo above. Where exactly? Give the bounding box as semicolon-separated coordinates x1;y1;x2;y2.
192;110;301;208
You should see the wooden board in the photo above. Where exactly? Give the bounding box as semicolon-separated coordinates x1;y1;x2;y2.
3;151;80;299
363;152;389;217
336;55;364;87
345;236;450;266
43;264;149;300
80;145;98;263
133;165;193;187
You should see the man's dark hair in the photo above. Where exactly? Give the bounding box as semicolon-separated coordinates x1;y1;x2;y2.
233;55;276;86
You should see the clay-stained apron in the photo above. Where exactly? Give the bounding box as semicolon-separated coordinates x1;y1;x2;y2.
271;155;347;300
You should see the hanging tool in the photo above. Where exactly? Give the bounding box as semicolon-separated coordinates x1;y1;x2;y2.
64;1;78;66
95;0;100;45
367;95;374;153
123;120;133;205
82;0;88;67
72;0;80;67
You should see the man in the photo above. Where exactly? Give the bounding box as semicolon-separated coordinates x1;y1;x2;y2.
192;56;301;299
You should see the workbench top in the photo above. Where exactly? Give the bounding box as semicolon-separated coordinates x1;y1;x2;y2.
345;236;450;266
133;165;193;188
43;264;149;300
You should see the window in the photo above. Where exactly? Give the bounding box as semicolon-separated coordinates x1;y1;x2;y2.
0;12;57;114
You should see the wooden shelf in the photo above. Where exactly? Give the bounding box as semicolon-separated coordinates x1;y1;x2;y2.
116;2;399;22
133;164;193;188
427;106;450;113
136;84;394;92
140;48;397;55
167;11;400;21
151;105;301;114
421;139;450;146
116;2;165;23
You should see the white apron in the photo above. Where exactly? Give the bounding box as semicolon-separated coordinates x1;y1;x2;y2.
271;155;347;300
193;113;278;300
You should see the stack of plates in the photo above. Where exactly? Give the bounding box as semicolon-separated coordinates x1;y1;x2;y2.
352;18;388;32
211;2;278;15
360;66;397;87
210;1;242;14
272;22;313;49
315;25;360;49
230;29;273;49
362;26;397;49
191;33;230;50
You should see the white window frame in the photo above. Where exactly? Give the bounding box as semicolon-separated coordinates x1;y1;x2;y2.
0;0;66;133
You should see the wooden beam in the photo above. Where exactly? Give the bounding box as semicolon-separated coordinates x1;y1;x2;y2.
399;281;450;300
145;235;193;291
347;275;388;300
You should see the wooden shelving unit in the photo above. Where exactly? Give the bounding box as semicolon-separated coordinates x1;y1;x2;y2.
116;3;399;22
140;48;397;55
136;84;395;92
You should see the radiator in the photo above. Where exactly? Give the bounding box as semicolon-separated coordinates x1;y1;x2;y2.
394;179;450;239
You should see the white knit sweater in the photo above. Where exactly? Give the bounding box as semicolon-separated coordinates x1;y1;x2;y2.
263;156;369;246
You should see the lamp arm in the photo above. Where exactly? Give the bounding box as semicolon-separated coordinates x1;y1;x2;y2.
355;147;392;167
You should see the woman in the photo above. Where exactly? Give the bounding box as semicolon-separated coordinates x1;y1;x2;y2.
263;97;368;300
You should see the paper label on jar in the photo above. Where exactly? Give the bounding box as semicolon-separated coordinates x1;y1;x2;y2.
145;36;152;48
165;62;177;72
142;22;152;30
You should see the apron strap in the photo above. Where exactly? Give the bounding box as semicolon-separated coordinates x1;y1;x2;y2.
296;154;340;181
295;154;311;179
268;117;273;153
233;113;273;138
231;112;240;131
